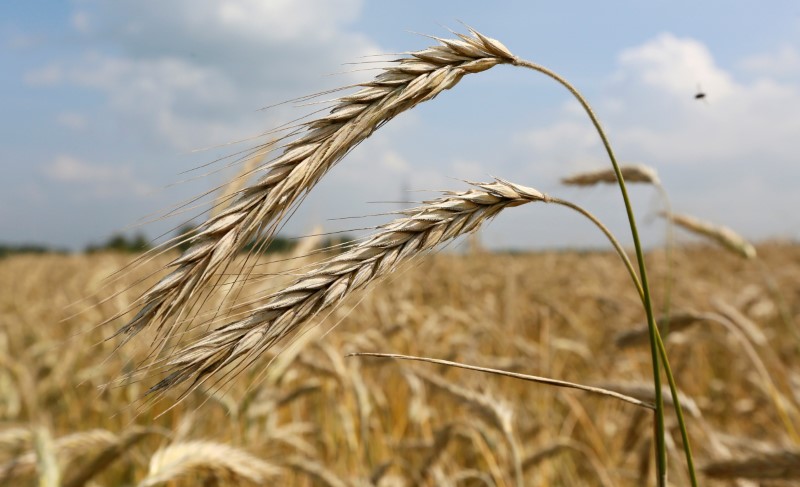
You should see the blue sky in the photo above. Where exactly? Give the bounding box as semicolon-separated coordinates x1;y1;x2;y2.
2;1;800;250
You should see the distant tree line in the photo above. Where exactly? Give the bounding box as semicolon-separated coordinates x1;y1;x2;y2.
0;244;66;259
173;224;301;254
85;233;153;254
175;224;354;255
1;228;355;258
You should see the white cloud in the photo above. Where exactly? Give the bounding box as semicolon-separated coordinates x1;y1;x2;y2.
612;36;800;165
30;0;380;150
380;151;410;173
512;120;607;182
85;0;364;47
515;34;800;243
44;155;152;198
211;0;363;40
65;55;242;148
740;45;800;77
617;33;736;100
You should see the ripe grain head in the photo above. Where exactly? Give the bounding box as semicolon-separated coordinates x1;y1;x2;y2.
561;164;660;187
139;441;280;486
141;179;548;397
114;28;517;355
664;212;756;259
701;448;800;480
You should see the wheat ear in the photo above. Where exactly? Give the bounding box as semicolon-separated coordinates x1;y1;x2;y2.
114;28;515;346
144;179;548;395
614;311;707;349
701;448;800;480
0;429;117;481
663;212;756;259
561;163;660;186
139;441;280;486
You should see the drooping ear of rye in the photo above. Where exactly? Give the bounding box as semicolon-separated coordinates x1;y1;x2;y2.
145;179;548;395
663;212;756;259
561;164;660;186
114;29;516;346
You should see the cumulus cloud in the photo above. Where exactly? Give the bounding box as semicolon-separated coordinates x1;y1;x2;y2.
515;34;800;241
612;34;800;166
513;119;606;181
75;0;364;48
380;151;410;173
44;155;152;198
617;33;736;100
740;45;800;77
29;0;380;150
65;55;241;148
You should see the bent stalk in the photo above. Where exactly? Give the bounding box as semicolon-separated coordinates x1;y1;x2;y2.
512;58;696;486
550;197;697;485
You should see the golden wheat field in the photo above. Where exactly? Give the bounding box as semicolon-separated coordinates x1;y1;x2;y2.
1;241;798;486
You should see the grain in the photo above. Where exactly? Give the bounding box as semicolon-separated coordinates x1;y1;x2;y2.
561;164;660;186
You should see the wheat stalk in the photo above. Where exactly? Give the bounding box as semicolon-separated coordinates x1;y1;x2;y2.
590;381;701;418
351;352;656;409
142;179;548;396
561;164;660;186
114;28;515;348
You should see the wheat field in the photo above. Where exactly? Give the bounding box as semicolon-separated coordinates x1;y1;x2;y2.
3;27;799;487
1;241;798;486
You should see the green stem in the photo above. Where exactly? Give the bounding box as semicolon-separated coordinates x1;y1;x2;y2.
513;57;694;486
551;197;698;486
550;198;640;290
